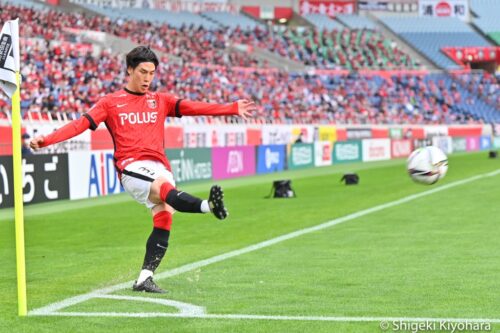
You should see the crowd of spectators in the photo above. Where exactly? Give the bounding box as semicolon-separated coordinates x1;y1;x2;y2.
0;3;496;125
0;41;484;125
0;38;124;117
451;72;500;110
0;3;260;67
1;3;417;69
230;27;419;70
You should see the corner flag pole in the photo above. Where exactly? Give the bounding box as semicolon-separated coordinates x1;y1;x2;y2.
0;18;27;316
12;71;27;316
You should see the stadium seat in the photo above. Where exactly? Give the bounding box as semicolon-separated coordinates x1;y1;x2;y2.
337;15;377;30
380;17;492;69
303;13;345;31
202;11;264;30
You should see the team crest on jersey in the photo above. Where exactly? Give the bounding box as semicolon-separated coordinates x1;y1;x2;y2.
147;99;157;109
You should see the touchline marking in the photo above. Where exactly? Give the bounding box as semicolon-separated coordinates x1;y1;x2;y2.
29;169;500;317
32;312;500;323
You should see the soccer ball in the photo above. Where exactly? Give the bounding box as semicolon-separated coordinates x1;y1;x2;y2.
407;146;448;185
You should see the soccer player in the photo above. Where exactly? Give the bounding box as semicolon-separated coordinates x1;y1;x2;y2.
30;46;256;293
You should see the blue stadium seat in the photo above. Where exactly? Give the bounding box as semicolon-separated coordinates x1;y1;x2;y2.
474;18;500;34
77;3;125;20
402;32;491;69
470;0;500;35
202;12;264;30
78;5;220;28
121;9;219;28
381;17;472;33
336;15;377;30
3;0;47;10
380;17;492;69
425;73;500;122
303;14;344;31
470;0;497;18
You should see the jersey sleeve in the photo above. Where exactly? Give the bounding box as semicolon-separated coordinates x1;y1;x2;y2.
40;99;108;147
160;93;181;118
160;93;238;117
39;116;90;147
84;98;108;130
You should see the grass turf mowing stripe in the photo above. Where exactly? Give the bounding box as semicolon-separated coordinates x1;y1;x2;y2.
29;168;500;317
0;158;419;223
29;312;500;324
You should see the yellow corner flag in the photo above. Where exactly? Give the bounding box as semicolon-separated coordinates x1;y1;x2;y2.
0;18;27;317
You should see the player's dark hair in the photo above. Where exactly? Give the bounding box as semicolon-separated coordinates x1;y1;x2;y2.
126;46;159;73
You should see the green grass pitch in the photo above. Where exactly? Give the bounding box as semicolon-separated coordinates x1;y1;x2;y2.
1;152;500;332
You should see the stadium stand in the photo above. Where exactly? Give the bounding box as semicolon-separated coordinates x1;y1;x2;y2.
223;26;418;70
451;72;500;111
380;17;492;69
1;36;493;125
303;13;345;31
403;32;490;69
470;0;495;17
137;10;219;29
126;24;260;67
76;3;124;20
80;4;221;28
336;14;377;30
424;73;499;123
0;2;498;125
470;0;500;46
2;0;46;9
1;1;418;70
202;11;264;30
1;2;260;67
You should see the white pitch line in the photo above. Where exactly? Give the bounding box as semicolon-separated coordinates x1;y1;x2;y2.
34;312;500;324
29;169;500;316
95;295;206;316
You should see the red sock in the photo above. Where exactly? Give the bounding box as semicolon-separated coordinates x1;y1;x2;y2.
160;182;175;202
153;211;172;231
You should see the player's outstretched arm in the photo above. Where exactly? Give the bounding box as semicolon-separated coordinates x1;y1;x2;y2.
175;98;257;118
29;116;92;151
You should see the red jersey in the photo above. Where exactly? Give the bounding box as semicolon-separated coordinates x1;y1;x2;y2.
41;88;239;172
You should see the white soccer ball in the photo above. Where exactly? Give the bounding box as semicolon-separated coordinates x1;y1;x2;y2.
407;146;448;185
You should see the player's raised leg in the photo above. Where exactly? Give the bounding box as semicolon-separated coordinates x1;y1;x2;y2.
149;178;228;220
